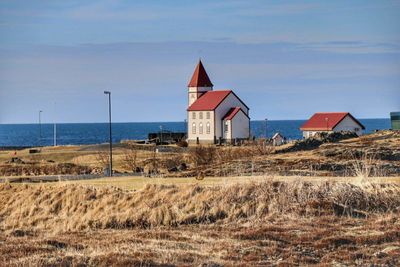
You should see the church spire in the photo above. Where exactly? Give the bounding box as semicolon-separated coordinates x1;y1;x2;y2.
188;60;213;87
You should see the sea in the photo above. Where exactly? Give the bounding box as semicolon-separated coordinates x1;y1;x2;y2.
0;119;391;147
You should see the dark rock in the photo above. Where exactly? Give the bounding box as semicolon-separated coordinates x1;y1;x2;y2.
9;229;32;237
178;163;187;171
46;240;68;249
280;131;359;153
168;166;178;172
135;166;144;173
332;202;368;218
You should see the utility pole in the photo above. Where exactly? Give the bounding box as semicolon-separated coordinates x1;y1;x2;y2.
39;110;43;139
159;125;163;145
53;102;57;146
104;91;112;177
264;118;268;138
53;123;57;146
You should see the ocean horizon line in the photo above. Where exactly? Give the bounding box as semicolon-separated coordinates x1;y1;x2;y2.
0;117;390;125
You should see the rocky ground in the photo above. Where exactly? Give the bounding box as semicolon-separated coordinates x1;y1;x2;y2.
180;130;400;178
0;130;399;179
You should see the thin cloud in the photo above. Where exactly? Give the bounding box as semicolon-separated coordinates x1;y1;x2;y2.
297;41;400;54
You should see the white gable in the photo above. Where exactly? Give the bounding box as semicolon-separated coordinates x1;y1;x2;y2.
333;115;363;135
214;92;248;138
230;110;250;139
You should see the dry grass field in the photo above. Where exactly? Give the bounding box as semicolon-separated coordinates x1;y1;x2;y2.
49;175;400;190
0;131;399;266
0;178;400;266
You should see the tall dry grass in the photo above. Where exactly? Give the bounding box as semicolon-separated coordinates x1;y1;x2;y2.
347;150;388;184
0;180;399;233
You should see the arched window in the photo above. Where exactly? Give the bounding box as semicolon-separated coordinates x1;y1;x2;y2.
206;122;210;134
199;123;203;134
192;123;196;134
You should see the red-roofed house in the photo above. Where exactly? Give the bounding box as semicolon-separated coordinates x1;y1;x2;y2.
300;112;365;138
187;60;250;144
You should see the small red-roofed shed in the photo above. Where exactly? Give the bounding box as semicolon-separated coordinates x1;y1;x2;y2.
300;112;365;138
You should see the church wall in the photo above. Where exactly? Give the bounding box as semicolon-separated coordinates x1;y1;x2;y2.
187;110;215;142
231;110;250;139
215;93;249;138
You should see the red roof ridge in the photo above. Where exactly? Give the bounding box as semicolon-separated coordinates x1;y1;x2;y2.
223;107;241;120
188;60;214;87
300;112;365;131
314;112;349;114
187;90;231;111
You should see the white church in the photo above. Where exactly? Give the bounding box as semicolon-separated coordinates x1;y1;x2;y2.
186;60;250;144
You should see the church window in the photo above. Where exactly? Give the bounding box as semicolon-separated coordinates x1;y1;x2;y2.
206;112;210;119
224;121;229;133
199;123;203;134
206;122;210;134
199;112;203;119
192;112;196;119
192;123;196;134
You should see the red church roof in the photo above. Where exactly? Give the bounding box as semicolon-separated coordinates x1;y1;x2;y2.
300;112;365;131
187;90;231;111
223;107;242;120
188;60;214;87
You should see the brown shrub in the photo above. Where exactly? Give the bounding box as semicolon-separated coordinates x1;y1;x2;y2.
176;140;188;147
122;145;138;172
188;145;216;171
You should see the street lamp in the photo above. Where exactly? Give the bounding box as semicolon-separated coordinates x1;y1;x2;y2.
264;118;268;138
159;125;163;145
39;110;43;139
104;91;113;177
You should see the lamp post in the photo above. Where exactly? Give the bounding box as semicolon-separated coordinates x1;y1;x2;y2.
264;118;268;139
159;125;163;145
39;110;43;139
54;123;57;146
104;91;112;177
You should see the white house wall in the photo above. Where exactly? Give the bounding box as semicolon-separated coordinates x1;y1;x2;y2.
333;115;363;136
272;135;284;146
230;110;250;139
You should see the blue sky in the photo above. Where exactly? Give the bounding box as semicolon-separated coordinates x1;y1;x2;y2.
0;0;399;123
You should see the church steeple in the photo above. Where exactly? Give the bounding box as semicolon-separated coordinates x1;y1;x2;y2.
187;60;214;107
188;60;213;87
